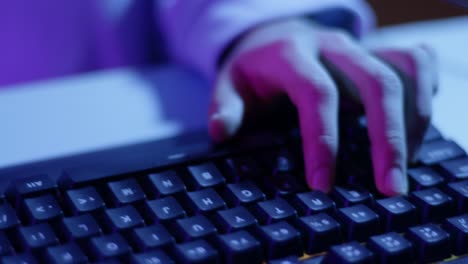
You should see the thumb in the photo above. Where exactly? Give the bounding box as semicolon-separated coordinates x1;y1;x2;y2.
209;67;245;142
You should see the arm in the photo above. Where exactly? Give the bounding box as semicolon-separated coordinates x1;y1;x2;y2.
155;0;375;80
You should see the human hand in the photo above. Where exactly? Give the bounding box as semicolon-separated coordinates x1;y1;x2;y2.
208;18;437;196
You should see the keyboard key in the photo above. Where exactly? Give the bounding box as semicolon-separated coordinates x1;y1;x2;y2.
6;174;56;206
367;232;414;264
213;207;258;233
103;205;145;232
224;181;266;207
257;221;302;260
270;256;300;264
1;253;37;264
252;198;297;225
187;163;226;190
443;214;468;255
62;214;102;241
90;233;132;261
417;140;465;165
215;231;262;264
146;171;186;198
144;197;186;223
173;239;219;264
407;224;451;263
332;186;374;208
22;194;63;224
439;157;468;181
337;204;380;242
446;180;468;214
375;196;417;232
0;232;13;256
107;178;146;206
408;167;444;190
46;243;88;264
19;223;59;250
65;186;105;215
222;157;263;182
174;215;218;242
131;250;174;264
410;188;454;223
296;213;342;254
292;191;336;216
0;204;20;230
131;224;175;251
185;189;227;215
325;241;374;264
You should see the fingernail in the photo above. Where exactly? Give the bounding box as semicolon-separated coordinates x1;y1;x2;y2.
208;112;227;142
310;167;333;193
386;167;408;195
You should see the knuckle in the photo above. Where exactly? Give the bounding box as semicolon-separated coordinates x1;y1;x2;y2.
368;63;403;98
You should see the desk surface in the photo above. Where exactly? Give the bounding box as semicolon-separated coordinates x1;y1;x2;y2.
1;16;467;169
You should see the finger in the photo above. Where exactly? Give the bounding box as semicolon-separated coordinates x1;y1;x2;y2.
374;45;437;160
278;52;339;193
320;32;407;196
208;66;245;142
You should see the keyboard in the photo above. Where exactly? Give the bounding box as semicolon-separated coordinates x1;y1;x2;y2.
0;122;467;264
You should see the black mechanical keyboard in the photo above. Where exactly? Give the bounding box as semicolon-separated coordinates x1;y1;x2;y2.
0;123;467;264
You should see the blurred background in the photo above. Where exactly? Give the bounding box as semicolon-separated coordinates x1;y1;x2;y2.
368;0;466;25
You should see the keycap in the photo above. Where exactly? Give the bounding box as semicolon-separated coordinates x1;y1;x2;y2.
1;253;37;264
107;178;146;206
325;241;374;264
173;239;219;264
213;207;258;233
252;198;297;225
19;223;59;250
185;188;227;215
6;174;56;206
268;256;298;264
443;214;468;255
0;232;13;256
131;224;175;251
22;194;63;224
410;188;454;223
146;171;186;198
186;163;226;190
222;157;263;182
417;140;465;165
367;232;414;264
296;213;342;254
256;221;302;260
46;243;88;264
62;214;102;241
446;180;468;214
215;231;262;264
65;186;105;215
332;186;374;208
103;205;145;232
0;204;20;230
375;196;417;232
408;167;444;190
90;233;132;261
292;191;336;216
260;161;307;198
423;125;442;142
407;224;451;263
337;204;380;242
224;181;266;207
131;250;174;264
144;197;186;223
439;157;468;181
174;215;218;242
